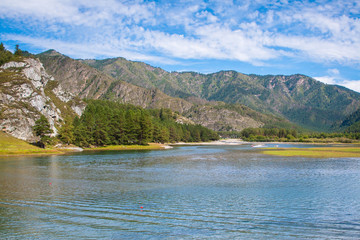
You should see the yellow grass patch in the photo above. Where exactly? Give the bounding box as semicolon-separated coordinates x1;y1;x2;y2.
0;131;63;156
83;143;167;151
262;146;360;158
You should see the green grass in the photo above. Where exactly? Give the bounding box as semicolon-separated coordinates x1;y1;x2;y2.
262;146;360;158
0;131;169;156
0;131;63;156
83;143;167;151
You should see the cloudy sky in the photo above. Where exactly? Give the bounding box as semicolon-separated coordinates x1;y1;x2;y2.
1;0;359;92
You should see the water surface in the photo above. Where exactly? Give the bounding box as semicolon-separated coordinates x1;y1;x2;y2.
1;144;360;239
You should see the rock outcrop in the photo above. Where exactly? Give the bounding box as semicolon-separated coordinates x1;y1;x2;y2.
185;104;263;131
0;58;85;142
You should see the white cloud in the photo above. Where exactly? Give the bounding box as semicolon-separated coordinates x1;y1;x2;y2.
1;0;360;68
341;80;360;93
328;68;340;75
314;76;336;85
1;33;179;64
314;76;360;93
0;0;155;27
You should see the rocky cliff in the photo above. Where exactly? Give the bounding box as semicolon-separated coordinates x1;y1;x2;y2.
0;57;85;142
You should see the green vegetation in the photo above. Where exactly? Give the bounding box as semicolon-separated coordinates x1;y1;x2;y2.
33;115;54;147
239;127;360;143
0;43;16;65
262;146;360;158
83;143;166;151
0;130;166;156
83;55;360;132
61;100;219;147
0;43;24;65
337;108;360;133
38;50;360;133
0;131;61;155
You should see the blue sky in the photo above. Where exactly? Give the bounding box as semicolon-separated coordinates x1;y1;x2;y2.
1;0;360;92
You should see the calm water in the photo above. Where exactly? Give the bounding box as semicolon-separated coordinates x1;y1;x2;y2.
1;144;360;239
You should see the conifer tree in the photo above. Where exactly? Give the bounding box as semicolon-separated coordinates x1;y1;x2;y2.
0;42;14;65
14;44;22;57
58;117;74;144
125;110;140;144
138;112;153;145
109;111;126;144
33;115;53;147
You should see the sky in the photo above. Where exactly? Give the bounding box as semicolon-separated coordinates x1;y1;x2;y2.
1;0;360;92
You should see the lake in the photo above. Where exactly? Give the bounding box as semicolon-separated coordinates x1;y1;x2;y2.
1;144;360;239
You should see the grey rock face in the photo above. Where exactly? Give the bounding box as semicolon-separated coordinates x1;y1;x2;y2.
0;58;84;142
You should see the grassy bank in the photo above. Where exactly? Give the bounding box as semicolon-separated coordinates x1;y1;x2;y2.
0;132;169;156
83;143;167;151
0;131;63;156
262;146;360;158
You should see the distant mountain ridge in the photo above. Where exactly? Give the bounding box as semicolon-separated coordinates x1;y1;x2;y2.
37;50;360;132
38;50;193;114
38;50;291;132
82;56;360;131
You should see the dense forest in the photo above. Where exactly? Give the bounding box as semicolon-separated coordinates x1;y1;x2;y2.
237;127;360;142
54;100;219;147
339;108;360;133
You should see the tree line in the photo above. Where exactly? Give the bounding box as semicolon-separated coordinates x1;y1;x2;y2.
239;127;360;142
40;100;219;147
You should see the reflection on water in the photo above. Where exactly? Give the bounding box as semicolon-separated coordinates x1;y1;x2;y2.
1;145;360;239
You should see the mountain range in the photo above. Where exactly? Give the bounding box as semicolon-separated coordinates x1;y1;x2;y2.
1;49;359;142
37;50;294;131
39;50;360;132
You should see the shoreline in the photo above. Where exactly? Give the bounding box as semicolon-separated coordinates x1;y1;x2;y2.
83;143;169;151
1;140;358;157
0;143;168;157
171;138;248;146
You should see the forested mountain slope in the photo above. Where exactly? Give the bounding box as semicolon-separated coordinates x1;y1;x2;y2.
38;50;291;131
84;57;360;131
338;108;360;133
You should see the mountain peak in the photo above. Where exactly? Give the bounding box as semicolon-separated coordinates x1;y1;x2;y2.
39;49;64;57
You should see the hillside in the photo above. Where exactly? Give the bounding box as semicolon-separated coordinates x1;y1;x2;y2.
84;58;360;131
38;50;193;113
339;108;360;133
38;50;292;131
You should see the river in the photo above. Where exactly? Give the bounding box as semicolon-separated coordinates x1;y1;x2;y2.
1;144;360;239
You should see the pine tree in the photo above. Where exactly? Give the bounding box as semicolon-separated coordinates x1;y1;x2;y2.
58;117;74;144
0;43;14;65
125;110;140;144
33;115;53;147
73;122;89;147
138;112;153;145
109;111;126;144
14;44;22;57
